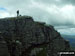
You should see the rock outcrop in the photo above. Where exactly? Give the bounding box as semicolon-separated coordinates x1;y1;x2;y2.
0;16;71;56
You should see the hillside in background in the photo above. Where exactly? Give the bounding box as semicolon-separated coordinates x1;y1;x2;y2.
61;34;75;50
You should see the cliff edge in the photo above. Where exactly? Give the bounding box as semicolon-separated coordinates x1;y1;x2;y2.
0;16;71;56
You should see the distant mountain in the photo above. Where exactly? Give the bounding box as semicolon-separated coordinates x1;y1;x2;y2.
61;34;75;49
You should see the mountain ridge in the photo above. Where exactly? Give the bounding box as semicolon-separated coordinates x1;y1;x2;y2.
0;16;72;56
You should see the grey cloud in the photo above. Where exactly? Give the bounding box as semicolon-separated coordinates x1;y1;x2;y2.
61;0;75;5
0;0;75;27
33;0;63;6
34;0;75;6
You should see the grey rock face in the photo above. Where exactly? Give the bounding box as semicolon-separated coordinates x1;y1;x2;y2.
0;16;71;56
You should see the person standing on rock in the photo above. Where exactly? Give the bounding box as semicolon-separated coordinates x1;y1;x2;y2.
17;10;19;17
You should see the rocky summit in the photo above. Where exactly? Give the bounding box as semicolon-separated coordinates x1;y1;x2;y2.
0;16;71;56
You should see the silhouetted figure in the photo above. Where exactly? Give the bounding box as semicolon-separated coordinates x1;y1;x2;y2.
17;10;19;16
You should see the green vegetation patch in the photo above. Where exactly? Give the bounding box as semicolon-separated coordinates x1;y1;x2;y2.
36;47;47;56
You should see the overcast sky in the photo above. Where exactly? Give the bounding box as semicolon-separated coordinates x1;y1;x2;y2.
0;0;75;35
